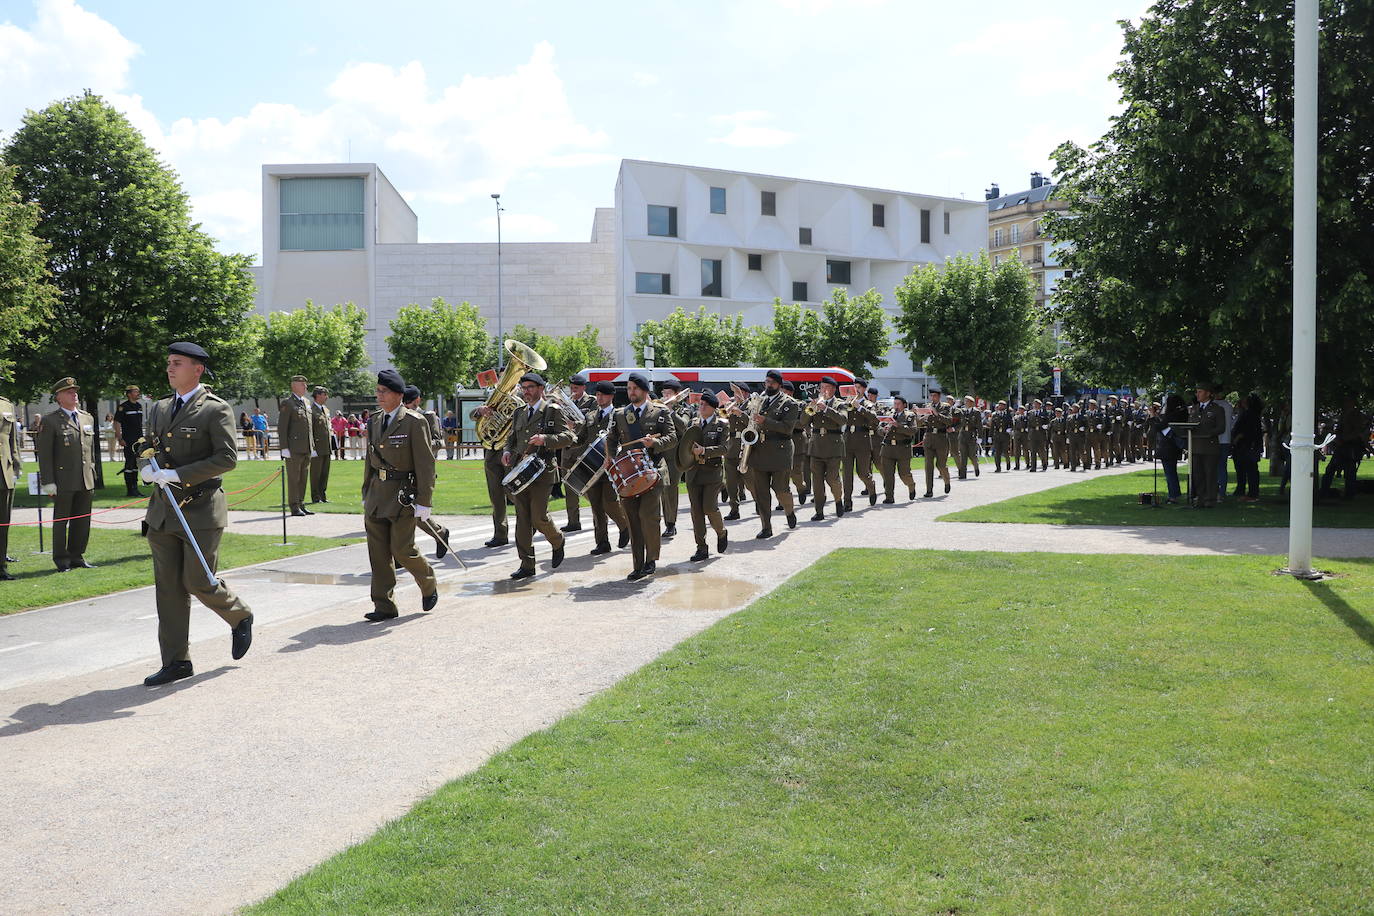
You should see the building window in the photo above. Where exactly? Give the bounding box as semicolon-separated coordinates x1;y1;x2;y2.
761;190;776;216
920;208;931;244
635;272;671;295
747;253;762;271
993;228;1003;247
872;203;885;227
799;227;812;246
993;254;1000;266
792;281;808;302
1011;224;1021;244
709;186;727;215
944;211;951;234
701;259;722;297
826;260;851;284
647;204;678;237
279;176;365;251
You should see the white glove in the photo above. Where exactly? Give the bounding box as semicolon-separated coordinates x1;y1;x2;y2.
139;464;156;483
151;468;180;486
413;504;432;520
281;448;291;458
42;483;57;496
310;450;317;458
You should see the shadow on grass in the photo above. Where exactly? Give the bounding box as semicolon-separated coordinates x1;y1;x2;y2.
1303;579;1374;653
0;666;234;737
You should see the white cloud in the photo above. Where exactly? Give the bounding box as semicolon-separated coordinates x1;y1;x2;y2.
708;110;797;148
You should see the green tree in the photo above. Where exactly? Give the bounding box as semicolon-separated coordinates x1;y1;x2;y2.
506;324;611;387
628;306;755;367
760;301;822;366
387;297;487;404
755;290;890;376
0;158;57;388
1046;0;1374;401
893;253;1037;398
259;301;369;395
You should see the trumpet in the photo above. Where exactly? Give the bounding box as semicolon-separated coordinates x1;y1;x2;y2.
803;396;828;417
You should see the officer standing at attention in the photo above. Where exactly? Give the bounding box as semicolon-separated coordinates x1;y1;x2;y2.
112;384;145;498
679;391;730;561
0;394;22;581
604;371;678;580
138;343;253;685
747;370;801;538
578;380;630;555
1188;382;1226;508
1011;404;1029;470
1050;407;1068;469
804;375;848;521
503;372;576;580
363;369;439;618
877;396;917;503
559;373;597;534
842;384;879;511
1027;398;1051;472
403;385;452;560
37;377;96;572
921;388;955;497
309;385;332;505
955;395;982;480
278;375;315;516
656;377;689;540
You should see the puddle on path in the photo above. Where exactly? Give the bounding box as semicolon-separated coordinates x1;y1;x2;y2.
657;575;759;611
255;570;364;586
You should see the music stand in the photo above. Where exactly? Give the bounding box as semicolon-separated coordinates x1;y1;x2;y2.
1168;421;1200;505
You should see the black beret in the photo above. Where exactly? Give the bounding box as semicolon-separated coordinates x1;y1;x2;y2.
569;374;588;386
854;379;867;389
593;380;615;395
867;386;879;395
765;369;783;383
169;341;211;365
894;395;909;404
820;375;837;387
627;372;650;391
377;369;405;394
700;391;719;407
403;385;421;401
660;377;683;391
780;379;795;391
519;372;545;387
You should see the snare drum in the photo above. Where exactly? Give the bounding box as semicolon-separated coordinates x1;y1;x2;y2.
607;447;660;499
566;432;609;496
501;453;546;495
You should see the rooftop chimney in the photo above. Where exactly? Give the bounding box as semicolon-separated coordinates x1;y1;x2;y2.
1030;171;1045;189
985;183;1001;201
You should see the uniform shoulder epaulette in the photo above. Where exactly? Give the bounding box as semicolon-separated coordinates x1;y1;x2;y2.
203;391;227;404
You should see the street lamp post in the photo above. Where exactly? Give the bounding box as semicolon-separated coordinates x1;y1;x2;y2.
492;193;504;368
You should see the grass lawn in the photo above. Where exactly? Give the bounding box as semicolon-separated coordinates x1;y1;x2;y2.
1;526;357;616
249;550;1374;914
941;463;1374;528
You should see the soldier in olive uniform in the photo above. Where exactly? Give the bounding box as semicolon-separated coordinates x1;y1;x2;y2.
278;375;316;516
843;385;879;510
0;395;22;581
469;402;510;548
1011;405;1029;470
362;369;440;616
404;386;452;560
1319;395;1369;500
1188;383;1226;508
37;378;96;571
503;372;576;580
1025;398;1050;471
805;375;848;520
989;400;1012;472
309;385;332;504
720;390;750;520
1049;407;1068;469
559;374;597;533
746;369;801;537
679;391;730;561
605;372;678;579
579;381;630;554
1068;402;1090;471
921;389;955;497
955;395;982;479
780;379;811;507
877;396;917;502
138;343;254;685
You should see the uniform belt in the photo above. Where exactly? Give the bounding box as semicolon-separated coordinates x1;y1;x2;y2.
376;468;415;481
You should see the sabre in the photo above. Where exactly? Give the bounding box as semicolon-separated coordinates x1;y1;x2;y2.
145;454;219;589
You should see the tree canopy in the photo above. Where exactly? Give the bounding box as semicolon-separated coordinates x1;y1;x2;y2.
0;159;57;388
758;289;890;376
387;297;487;402
629;306;755;367
506;324;612;389
259;301;369;396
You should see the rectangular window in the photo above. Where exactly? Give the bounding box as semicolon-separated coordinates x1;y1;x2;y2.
747;253;762;271
944;211;951;234
872;203;885;227
635;272;671;295
993;228;1003;247
709;186;726;214
1011;224;1021;244
647;204;678;237
826;260;851;284
279;176;365;250
799;227;812;246
920;208;931;244
993;254;1000;266
761;190;776;216
792;281;808;302
701;259;722;297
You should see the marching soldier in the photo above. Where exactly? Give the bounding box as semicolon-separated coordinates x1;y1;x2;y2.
989;400;1012;472
719;390;750;520
922;389;954;497
559;373;597;534
657;378;689;540
36;378;96;571
278;374;315;516
1050;407;1068;469
679;391;730;561
877;396;917;502
138;343;254;685
1319;395;1369;500
579;380;630;555
780;379;811;507
309;385;332;504
469;402;510;548
1105;395;1123;466
1085;399;1108;468
112;384;145;497
503;372;576;580
1011;405;1029;470
1068;402;1090;471
746;369;801;538
604;371;678;580
362;369;439;617
1027;398;1050;471
0;394;22;581
805;375;848;520
403;385;452;560
955;394;982;480
843;384;879;511
1188;383;1226;508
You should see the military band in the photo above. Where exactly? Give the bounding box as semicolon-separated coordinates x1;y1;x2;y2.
503;372;575;580
921;389;954;498
679;391;730;561
746;369;801;538
877;395;917;502
604;372;677;580
805;375;847;520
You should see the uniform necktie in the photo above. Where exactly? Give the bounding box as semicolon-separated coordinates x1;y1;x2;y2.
169;397;184;420
527;405;534;421
381;413;390;433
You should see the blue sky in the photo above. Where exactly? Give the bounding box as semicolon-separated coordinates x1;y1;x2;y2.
0;0;1151;261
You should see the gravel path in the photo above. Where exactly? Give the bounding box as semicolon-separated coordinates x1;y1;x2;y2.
1;462;1369;915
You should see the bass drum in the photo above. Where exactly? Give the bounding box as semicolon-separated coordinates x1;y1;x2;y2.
566;432;608;496
501;453;546;495
608;447;660;499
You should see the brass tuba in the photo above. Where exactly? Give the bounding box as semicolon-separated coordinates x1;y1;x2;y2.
475;339;547;449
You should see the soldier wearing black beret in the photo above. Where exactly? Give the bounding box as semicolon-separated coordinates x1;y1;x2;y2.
559;373;597;535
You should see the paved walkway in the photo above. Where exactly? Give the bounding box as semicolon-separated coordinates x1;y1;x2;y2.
2;463;1370;915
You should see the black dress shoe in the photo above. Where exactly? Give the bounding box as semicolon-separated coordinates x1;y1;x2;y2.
231;614;254;660
590;543;612;556
798;491;809;505
717;531;728;553
859;489;870;497
974;468;980;477
641;561;656;577
786;513;797;529
869;492;877;506
422;592;438;611
663;525;677;539
627;567;646;581
958;474;967;480
690;548;709;562
775;503;784;511
55;564;71;572
485;536;509;548
811;512;824;522
756;528;773;539
922;491;933;498
144;661;193;686
835;502;845;517
909;489;917;501
4;554;14;563
434;529;451;560
883;496;895;504
723;509;740;521
301;506;315;515
0;571;16;581
290;508;308;517
618;530;631;548
552;545;565;569
560;522;582;533
364;608;399;621
944;481;951;494
72;559;97;569
510;567;535;581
